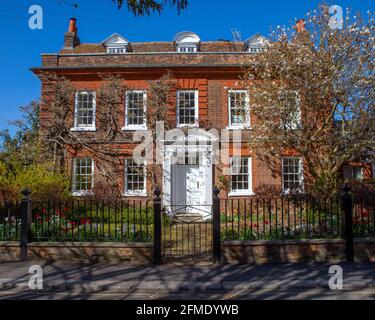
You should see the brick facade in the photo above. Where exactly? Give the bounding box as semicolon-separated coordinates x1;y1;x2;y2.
32;20;312;200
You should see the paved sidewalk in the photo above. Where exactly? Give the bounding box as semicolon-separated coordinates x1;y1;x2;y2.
0;261;374;300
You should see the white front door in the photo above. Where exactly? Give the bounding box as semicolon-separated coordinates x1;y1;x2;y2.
172;164;201;213
163;138;215;219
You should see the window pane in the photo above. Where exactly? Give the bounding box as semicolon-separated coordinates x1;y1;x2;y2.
126;91;145;126
282;157;302;192
73;158;93;192
230;157;250;192
229;91;248;125
177;91;197;125
125;159;145;193
76;92;95;128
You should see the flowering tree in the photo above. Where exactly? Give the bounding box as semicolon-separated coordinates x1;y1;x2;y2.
242;4;374;194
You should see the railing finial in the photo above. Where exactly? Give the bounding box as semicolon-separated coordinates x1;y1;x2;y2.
154;186;161;198
21;188;32;199
213;186;220;197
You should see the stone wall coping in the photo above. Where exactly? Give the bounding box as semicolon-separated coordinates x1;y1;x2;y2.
0;241;152;248
0;242;19;247
1;238;374;248
223;238;375;246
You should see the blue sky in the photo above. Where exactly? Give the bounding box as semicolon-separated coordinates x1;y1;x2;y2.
0;0;373;135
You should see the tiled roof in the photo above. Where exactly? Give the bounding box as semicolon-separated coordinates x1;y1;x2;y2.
60;41;245;54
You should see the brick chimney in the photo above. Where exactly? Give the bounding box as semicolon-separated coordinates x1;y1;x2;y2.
295;19;306;33
292;18;311;47
64;18;80;49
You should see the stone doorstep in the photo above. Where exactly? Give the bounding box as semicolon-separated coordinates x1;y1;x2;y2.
1;279;375;293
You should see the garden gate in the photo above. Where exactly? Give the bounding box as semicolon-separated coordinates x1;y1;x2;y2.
153;187;221;263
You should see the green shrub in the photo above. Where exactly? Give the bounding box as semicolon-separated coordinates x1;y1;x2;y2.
0;160;71;202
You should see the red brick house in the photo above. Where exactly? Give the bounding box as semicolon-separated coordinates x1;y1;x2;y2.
32;18;313;213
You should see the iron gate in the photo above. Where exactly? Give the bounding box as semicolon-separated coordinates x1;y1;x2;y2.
161;204;213;261
153;187;221;264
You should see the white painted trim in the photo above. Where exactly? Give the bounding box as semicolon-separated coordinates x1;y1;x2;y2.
72;91;96;131
124;159;147;197
72;157;95;196
177;45;198;53
163;143;213;217
174;31;200;46
72;191;94;197
101;33;129;46
121;126;148;131
122;191;148;197
227;89;251;129
229;157;253;195
225;126;253;131
123;90;148;131
228;191;255;197
176;90;199;128
70;128;97;132
106;47;127;54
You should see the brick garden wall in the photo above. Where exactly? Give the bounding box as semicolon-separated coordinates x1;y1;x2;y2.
1;239;374;264
222;238;375;264
0;242;153;264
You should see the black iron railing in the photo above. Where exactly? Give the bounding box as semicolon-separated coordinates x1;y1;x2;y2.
0;202;21;241
1;196;374;243
220;195;375;241
0;200;154;242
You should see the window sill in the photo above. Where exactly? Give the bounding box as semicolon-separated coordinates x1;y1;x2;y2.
226;126;253;131
177;124;199;129
70;127;97;132
282;190;305;196
228;191;255;197
122;192;148;197
72;191;93;197
121;126;148;131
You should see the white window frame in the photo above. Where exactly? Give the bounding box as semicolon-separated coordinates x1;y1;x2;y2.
71;91;96;132
177;45;198;53
106;47;127;54
280;90;302;131
228;157;254;197
227;90;251;129
72;157;94;197
122;90;148;131
123;159;147;197
282;157;304;194
176;90;199;128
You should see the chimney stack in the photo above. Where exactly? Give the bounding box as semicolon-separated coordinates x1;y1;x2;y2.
64;17;80;49
295;19;306;33
292;18;312;47
68;17;77;33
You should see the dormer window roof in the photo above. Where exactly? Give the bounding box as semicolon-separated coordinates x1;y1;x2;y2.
102;33;130;54
174;31;200;53
243;33;267;53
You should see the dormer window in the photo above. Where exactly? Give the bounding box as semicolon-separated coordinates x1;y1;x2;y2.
174;31;200;53
244;33;267;53
178;46;197;53
107;47;127;54
102;33;130;55
247;47;263;53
